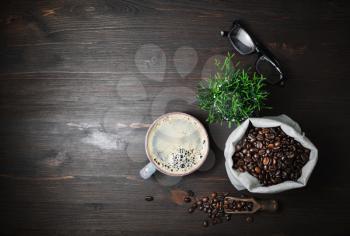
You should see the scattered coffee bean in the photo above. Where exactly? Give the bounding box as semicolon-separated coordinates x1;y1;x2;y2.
232;126;310;186
145;196;154;201
188;207;194;213
184;196;191;203
202;220;209;227
246;216;254;223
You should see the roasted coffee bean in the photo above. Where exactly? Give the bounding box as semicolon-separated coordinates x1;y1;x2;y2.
246;216;254;223
211;192;217;198
272;159;277;165
202;220;209;227
261;128;269;134
184;196;191;203
287;152;295;159
145;196;154;201
231;126;310;186
248;134;256;142
262;157;270;165
282;171;288;178
202;197;209;203
256;141;263;149
188;207;194;213
254;166;261;174
237;160;244;166
265;133;275;140
247;202;253;211
244;157;252;162
258;149;266;155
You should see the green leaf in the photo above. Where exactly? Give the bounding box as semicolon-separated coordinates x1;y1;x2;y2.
196;53;270;125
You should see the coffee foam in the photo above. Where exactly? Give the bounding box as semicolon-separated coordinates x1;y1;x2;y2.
146;113;209;175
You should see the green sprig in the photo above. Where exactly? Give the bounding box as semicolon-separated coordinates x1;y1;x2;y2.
197;53;269;127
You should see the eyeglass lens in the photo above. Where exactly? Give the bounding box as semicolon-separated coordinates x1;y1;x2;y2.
229;26;255;55
256;56;282;85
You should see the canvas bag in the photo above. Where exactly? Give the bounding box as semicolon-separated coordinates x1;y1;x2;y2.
224;114;318;193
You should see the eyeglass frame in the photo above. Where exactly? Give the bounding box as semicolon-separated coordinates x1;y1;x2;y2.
221;20;285;86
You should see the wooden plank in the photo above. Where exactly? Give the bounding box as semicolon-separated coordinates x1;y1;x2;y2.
0;0;350;235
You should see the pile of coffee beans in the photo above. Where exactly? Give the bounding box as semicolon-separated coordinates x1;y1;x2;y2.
232;126;310;186
184;191;254;227
225;199;254;212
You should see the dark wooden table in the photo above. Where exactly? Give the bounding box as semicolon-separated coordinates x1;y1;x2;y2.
1;1;350;235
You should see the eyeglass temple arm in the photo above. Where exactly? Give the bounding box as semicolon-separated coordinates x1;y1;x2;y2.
220;31;229;37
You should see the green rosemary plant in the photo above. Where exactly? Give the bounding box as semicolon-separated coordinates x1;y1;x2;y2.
197;53;269;127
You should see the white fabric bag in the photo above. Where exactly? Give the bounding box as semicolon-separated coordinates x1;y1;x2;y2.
224;114;318;193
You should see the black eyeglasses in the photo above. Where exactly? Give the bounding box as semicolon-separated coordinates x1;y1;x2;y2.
221;21;285;85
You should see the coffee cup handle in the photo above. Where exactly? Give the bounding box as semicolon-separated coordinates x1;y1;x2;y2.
140;162;157;179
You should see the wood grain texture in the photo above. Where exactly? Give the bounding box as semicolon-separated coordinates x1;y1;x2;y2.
1;0;350;235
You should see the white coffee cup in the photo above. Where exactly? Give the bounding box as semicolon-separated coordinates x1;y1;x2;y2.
140;112;209;179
